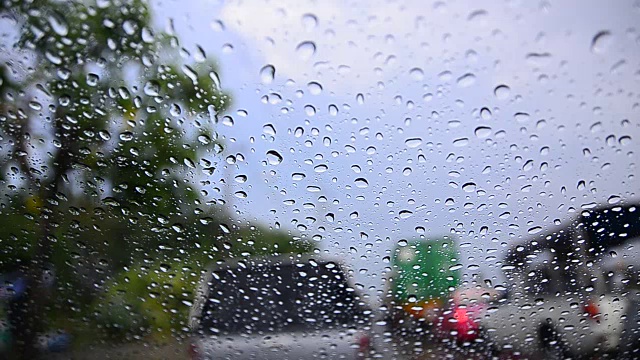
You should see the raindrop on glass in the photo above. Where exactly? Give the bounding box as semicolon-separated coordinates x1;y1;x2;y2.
409;68;424;81
474;126;492;139
591;30;612;54
494;85;510;100
405;138;422;148
480;107;492;120
260;64;276;84
296;41;316;60
462;182;477;192
266;150;283;165
456;73;476;87
354;178;369;188
307;81;323;95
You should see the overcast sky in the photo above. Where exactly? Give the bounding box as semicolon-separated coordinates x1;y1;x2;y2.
151;0;640;299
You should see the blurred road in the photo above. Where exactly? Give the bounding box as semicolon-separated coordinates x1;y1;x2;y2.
48;341;190;360
47;337;488;360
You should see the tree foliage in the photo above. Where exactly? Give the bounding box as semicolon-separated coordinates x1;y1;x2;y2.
0;0;231;271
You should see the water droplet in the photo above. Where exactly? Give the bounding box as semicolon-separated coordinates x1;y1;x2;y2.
494;85;510;99
608;195;621;204
260;64;275;84
171;223;185;233
514;112;530;122
184;158;196;168
328;104;338;116
456;73;476;87
221;115;234;126
98;130;111;141
294;127;304;137
354;178;369;188
453;138;469;147
438;70;453;81
234;191;247;198
528;226;542;234
619;135;631;146
170;103;182;116
307;81;323;95
468;9;488;23
263;124;276;136
221;43;234;53
405;138;422;148
590;122;602;133
48;14;69;36
480;107;492;120
119;132;134;141
194;45;206;62
474;126;492;138
449;264;463;271
86;73;99;87
304;105;316;116
409;67;424;81
314;164;328;173
292;173;305;180
399;210;413;219
144;81;160;96
235;175;247;183
591;30;612;54
301;13;318;30
462;182;477;192
296;41;316;60
525;52;552;67
266;150;283;165
197;134;211;144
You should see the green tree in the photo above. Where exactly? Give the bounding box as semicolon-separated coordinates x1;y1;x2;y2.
0;0;231;357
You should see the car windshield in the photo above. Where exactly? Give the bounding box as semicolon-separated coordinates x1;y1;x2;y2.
1;0;639;358
198;260;368;334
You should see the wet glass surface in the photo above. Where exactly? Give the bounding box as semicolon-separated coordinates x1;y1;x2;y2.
0;0;638;359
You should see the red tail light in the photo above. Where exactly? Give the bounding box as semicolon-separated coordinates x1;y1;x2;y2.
584;300;600;319
357;334;371;358
188;342;201;360
452;307;480;341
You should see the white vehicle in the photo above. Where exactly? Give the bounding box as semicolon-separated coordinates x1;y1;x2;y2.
188;255;376;359
482;203;640;358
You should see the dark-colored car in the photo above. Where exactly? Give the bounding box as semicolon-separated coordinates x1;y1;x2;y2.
188;255;375;359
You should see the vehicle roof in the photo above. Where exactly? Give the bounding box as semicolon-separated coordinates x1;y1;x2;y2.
202;253;347;272
392;236;457;250
189;253;363;331
505;202;640;267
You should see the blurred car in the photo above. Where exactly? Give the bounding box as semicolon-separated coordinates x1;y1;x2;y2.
188;255;376;359
481;203;640;359
439;287;503;345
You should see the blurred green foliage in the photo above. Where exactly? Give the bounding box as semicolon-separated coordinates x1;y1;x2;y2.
0;0;312;346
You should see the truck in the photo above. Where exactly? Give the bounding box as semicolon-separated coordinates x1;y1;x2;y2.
385;237;461;338
481;202;640;359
